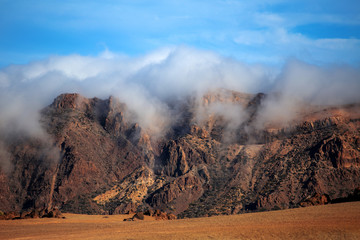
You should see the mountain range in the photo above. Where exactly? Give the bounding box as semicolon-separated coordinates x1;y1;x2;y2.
1;89;359;218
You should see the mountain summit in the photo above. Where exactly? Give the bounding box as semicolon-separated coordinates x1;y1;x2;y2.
1;90;359;217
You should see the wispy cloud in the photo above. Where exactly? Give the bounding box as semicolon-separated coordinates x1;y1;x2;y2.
0;47;359;135
0;46;359;171
234;25;360;65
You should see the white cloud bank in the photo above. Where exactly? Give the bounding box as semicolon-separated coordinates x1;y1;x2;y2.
0;47;359;153
0;46;359;171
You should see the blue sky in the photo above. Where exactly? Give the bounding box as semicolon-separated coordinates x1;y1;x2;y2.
0;0;360;68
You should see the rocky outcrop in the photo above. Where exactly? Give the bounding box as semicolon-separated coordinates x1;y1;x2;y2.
0;208;64;220
312;135;360;168
299;193;330;207
123;210;177;221
146;169;205;214
0;90;360;218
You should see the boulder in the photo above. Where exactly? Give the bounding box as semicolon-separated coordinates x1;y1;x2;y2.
20;211;30;219
29;209;40;218
41;208;64;218
167;214;177;220
2;211;19;220
154;209;161;216
144;209;154;216
300;193;330;207
132;212;144;220
155;212;168;220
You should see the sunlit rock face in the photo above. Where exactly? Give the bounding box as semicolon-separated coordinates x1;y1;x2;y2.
1;90;360;218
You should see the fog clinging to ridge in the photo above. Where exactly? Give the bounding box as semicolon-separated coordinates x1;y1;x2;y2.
0;46;360;142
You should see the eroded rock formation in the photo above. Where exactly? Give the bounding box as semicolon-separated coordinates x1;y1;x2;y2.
0;90;359;218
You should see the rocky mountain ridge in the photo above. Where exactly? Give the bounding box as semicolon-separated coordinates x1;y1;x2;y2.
0;90;359;218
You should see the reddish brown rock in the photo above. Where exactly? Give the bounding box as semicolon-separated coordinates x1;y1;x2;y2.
29;209;40;219
153;209;161;216
144;209;154;216
146;172;204;214
0;91;359;219
20;211;30;219
300;194;330;207
132;212;144;220
167;214;177;220
155;212;168;220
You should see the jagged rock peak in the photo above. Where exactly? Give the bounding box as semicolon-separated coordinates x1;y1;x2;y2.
50;93;89;110
1;90;360;218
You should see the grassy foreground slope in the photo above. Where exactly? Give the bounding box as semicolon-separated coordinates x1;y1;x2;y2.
1;202;360;240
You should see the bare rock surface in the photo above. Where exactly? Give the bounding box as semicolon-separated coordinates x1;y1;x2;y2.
0;90;360;218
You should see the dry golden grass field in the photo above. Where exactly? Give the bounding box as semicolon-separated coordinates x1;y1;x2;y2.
1;202;359;240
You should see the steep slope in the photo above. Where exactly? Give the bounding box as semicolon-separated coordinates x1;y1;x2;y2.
0;91;359;217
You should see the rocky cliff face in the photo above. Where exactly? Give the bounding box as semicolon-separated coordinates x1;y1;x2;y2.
0;91;359;217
